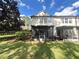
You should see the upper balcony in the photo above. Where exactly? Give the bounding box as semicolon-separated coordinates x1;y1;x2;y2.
31;16;54;26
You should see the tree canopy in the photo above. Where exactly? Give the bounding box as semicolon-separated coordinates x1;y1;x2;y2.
0;0;23;31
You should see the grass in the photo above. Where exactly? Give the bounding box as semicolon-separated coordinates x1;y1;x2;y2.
0;30;31;39
0;34;16;38
0;41;79;59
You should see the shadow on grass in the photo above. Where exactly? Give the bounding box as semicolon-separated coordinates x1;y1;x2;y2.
7;41;30;59
0;41;30;59
33;43;55;59
0;41;79;59
48;41;79;59
62;42;79;59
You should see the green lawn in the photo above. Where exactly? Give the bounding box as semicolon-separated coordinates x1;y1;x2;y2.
0;41;79;59
0;34;16;38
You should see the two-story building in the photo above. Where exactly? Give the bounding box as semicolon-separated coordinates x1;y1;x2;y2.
31;11;79;40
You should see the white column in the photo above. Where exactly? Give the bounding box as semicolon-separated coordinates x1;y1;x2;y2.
53;26;57;36
73;27;78;39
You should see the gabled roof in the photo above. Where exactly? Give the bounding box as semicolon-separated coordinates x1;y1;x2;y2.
33;11;50;16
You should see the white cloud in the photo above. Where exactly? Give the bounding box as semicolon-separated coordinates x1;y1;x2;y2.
38;0;46;10
54;1;79;16
54;7;78;16
72;1;79;8
41;0;44;3
42;5;46;10
38;0;45;3
57;6;64;11
16;0;26;7
2;0;26;7
50;0;55;8
20;14;26;17
16;0;30;9
19;2;26;6
26;5;30;9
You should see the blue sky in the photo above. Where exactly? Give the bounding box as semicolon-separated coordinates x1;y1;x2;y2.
16;0;79;16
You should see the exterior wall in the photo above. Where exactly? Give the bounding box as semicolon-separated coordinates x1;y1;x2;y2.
76;17;79;26
54;17;76;27
53;17;62;26
31;17;54;26
77;28;79;39
31;16;79;27
31;16;79;40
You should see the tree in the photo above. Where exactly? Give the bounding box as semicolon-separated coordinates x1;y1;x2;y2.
0;0;23;31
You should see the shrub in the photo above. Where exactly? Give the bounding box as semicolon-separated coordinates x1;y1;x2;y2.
16;30;31;41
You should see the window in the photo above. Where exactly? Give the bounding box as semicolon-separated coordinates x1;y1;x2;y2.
44;19;47;24
61;18;68;23
48;18;51;23
69;18;72;23
61;18;64;23
40;17;48;24
40;19;43;24
64;18;68;23
43;17;47;24
62;17;73;24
